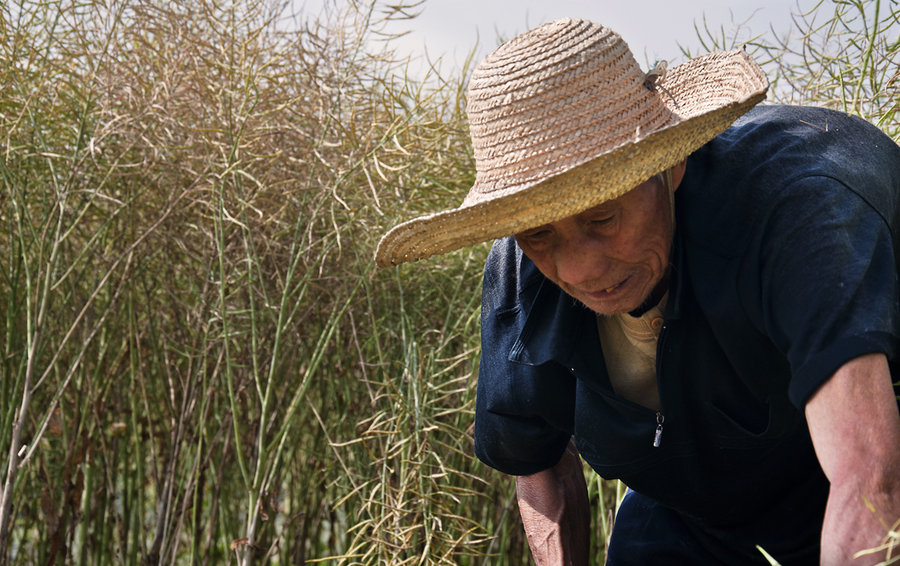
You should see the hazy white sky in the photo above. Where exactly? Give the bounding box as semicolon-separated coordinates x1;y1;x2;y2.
299;0;815;76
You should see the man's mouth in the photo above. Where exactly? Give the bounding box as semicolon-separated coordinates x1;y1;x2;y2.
585;277;629;298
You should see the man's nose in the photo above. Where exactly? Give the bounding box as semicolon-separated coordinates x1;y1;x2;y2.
554;235;609;288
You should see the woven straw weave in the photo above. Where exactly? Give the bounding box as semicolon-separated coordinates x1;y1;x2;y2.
376;18;768;267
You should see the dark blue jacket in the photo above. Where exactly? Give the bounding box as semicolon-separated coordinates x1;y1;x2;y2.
474;105;900;560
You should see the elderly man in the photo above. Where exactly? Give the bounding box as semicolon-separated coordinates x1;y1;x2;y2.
376;18;900;565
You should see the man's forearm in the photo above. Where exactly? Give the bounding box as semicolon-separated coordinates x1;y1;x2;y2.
821;482;900;565
806;353;900;565
515;440;590;566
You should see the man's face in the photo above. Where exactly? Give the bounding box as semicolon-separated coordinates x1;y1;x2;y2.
515;175;674;315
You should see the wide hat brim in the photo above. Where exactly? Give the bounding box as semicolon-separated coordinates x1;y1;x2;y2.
375;48;768;268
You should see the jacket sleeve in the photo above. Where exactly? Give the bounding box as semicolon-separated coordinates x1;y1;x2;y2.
756;175;900;407
473;237;575;476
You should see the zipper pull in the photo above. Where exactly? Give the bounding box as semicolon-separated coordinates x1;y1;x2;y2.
653;412;665;448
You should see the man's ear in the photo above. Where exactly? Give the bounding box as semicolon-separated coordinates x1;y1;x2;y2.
671;159;687;192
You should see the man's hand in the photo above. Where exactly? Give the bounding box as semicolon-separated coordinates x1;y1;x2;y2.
515;439;590;566
806;353;900;565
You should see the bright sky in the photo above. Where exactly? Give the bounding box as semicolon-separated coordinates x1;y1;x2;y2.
299;0;816;76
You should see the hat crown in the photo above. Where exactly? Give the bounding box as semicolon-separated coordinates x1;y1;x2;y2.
464;18;676;204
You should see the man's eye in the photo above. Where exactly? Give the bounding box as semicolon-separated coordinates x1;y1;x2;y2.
523;230;550;240
590;216;614;226
521;229;551;242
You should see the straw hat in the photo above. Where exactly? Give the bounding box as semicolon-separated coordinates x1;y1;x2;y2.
375;18;768;267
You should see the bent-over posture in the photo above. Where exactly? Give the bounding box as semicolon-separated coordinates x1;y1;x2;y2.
377;18;900;565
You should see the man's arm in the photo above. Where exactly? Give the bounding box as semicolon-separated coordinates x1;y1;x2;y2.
515;439;590;565
805;353;900;565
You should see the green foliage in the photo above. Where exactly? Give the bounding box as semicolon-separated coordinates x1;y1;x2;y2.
765;0;899;139
0;0;509;563
684;0;899;141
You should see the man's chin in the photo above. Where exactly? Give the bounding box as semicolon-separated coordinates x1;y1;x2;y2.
576;294;643;316
560;277;655;316
575;276;668;317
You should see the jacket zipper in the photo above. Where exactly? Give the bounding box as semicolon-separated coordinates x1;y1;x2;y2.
652;322;669;448
653;411;665;447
